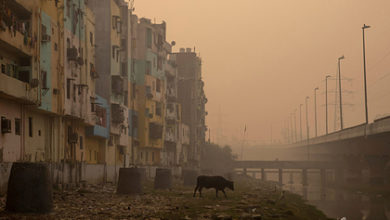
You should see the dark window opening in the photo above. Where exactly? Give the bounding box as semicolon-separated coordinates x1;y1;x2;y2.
89;32;93;46
66;79;71;99
73;84;76;101
79;136;83;149
28;117;32;137
156;79;161;92
15;118;21;135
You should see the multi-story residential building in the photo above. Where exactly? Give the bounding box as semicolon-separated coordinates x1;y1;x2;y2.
174;48;207;168
0;0;40;163
162;52;181;167
88;0;130;180
131;16;168;166
0;0;208;192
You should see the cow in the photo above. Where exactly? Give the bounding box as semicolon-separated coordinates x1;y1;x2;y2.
193;175;234;198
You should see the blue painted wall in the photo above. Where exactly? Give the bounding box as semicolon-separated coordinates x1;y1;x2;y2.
39;11;52;112
64;0;85;41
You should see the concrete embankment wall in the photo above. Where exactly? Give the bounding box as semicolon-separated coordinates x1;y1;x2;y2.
0;162;186;195
0;162;121;195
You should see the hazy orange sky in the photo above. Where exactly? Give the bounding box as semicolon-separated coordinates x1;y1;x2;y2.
135;0;390;148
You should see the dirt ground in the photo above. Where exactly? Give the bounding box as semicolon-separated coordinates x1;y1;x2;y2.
0;176;333;220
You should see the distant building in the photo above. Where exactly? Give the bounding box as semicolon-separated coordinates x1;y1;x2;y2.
173;48;207;168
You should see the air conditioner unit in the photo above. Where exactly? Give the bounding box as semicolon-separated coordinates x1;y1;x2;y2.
68;132;78;144
67;47;78;61
41;34;51;42
30;78;39;88
1;117;11;134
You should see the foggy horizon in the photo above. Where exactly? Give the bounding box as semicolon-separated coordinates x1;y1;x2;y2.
136;0;390;149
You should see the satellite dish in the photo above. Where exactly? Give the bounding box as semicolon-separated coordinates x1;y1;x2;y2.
171;41;176;46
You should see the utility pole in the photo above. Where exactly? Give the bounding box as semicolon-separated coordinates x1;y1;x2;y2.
314;87;319;137
362;24;371;125
325;75;331;135
338;55;345;130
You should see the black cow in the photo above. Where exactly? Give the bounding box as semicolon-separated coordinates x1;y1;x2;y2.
193;175;234;198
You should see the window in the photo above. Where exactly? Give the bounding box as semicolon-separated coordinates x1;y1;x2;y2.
28;117;32;137
41;71;47;88
156;102;162;116
73;84;76;101
146;28;152;48
145;61;151;75
112;46;115;59
15;118;20;135
152;152;154;162
79;136;83;149
156;79;161;92
131;59;135;74
66;79;71;99
89;150;92;161
146;152;149;161
66;38;70;49
38;130;41;136
89;32;93;46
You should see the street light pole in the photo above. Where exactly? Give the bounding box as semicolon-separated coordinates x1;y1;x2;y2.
300;104;303;141
294;109;297;143
325;75;331;135
314;87;319;137
362;24;371;124
338;55;345;130
305;96;310;160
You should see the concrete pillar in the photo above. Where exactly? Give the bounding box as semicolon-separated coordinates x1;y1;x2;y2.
278;168;283;186
335;168;345;186
344;154;363;183
302;186;308;200
320;169;326;186
365;155;389;185
261;168;266;181
302;169;308;186
320;187;326;201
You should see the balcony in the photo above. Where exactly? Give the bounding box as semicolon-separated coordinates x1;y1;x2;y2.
165;128;176;142
111;104;125;124
0;1;34;57
149;122;163;139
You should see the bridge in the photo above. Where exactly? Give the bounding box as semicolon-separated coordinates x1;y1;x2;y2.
233;160;344;186
248;116;390;185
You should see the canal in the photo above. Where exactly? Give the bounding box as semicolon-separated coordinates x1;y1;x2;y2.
260;171;390;220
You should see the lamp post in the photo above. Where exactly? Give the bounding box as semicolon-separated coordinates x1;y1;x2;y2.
305;96;310;160
338;55;345;130
325;75;331;135
294;109;297;142
362;24;371;124
300;104;303;141
314;87;319;137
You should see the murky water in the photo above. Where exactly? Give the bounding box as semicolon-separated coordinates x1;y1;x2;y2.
259;171;390;220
